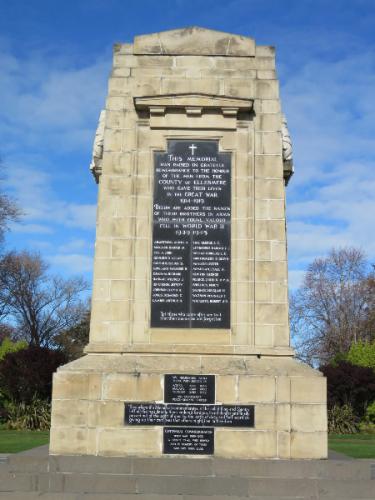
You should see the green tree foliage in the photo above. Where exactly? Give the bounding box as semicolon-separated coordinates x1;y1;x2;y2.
347;341;375;370
0;337;27;361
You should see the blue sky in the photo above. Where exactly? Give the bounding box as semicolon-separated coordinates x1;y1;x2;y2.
0;0;374;290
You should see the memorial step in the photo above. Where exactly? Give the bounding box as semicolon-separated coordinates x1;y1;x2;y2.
1;455;374;498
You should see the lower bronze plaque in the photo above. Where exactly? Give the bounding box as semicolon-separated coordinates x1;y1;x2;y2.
163;427;214;455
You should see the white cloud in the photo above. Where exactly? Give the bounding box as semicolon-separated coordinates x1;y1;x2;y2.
5;163;96;232
0;41;110;153
48;253;94;274
282;45;375;282
11;223;54;234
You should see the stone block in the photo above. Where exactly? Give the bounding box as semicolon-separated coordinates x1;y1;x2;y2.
255;404;276;430
272;283;288;302
255;282;272;302
255;154;283;179
273;325;290;346
257;113;281;131
216;430;277;458
260;99;281;113
94;239;111;259
276;403;291;431
98;428;161;456
291;376;326;403
277;430;291;458
52;372;102;400
216;375;237;403
161;78;220;95
104;373;162;401
255;131;282;155
88;401;124;427
257;69;277;79
292;404;327;432
224;79;255;98
290;431;327;459
255;303;288;325
254;325;273;346
111;239;133;258
92;280;110;301
175;55;215;68
238;376;275;402
94;259;133;279
110;280;131;300
102;152;133;176
255;261;287;282
256;80;279;99
256;45;275;57
51;399;88;427
272;241;287;261
50;427;89;455
108;322;131;343
105;96;125;111
234;176;251;198
269;199;285;219
255;220;285;241
276;376;291;402
255;179;285;199
137;55;174;67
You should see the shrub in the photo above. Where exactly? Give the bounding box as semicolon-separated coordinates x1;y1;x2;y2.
321;361;375;419
5;396;51;430
0;337;27;361
347;341;375;370
364;401;375;424
0;346;66;403
328;404;359;434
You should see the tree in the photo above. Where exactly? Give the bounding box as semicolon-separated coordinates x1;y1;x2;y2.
55;307;90;360
347;341;375;370
0;251;88;347
0;158;21;245
290;247;374;366
321;361;375;419
0;346;67;403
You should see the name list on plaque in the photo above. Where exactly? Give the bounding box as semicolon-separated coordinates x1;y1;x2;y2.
151;140;231;329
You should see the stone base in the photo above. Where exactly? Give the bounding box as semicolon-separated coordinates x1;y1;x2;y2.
49;353;327;459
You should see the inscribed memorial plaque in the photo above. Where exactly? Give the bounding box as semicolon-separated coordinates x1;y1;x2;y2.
164;374;215;403
124;403;254;427
151;140;231;328
163;427;214;454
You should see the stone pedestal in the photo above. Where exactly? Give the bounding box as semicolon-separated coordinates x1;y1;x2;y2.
50;27;327;459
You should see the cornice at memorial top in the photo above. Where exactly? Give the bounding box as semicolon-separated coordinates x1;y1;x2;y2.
132;27;256;57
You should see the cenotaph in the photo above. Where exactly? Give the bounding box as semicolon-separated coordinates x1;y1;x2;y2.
50;28;327;459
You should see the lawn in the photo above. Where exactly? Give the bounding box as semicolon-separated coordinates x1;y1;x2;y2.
329;434;375;458
0;429;49;453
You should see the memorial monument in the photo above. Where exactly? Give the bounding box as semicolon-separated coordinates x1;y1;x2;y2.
50;27;327;459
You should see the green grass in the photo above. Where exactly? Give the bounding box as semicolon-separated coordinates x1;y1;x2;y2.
329;433;375;458
0;429;49;453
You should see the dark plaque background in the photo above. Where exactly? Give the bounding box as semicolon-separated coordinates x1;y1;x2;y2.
151;140;231;328
163;427;214;455
125;403;254;427
164;374;215;404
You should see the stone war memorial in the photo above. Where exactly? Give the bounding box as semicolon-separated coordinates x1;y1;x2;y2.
50;27;327;459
